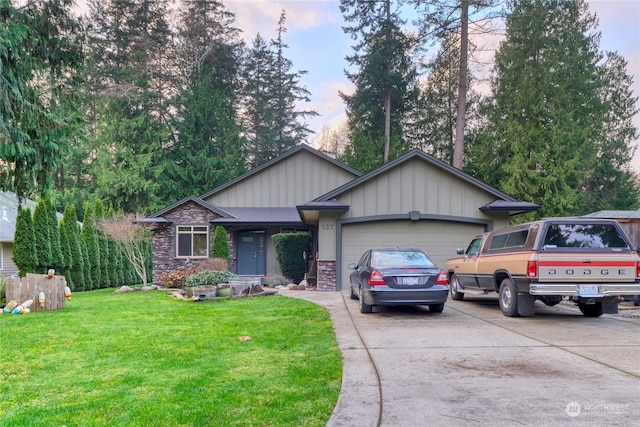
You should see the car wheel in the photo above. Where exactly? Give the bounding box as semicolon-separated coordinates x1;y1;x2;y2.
449;274;464;301
498;278;520;317
349;283;358;300
428;303;445;313
634;295;640;307
359;286;373;314
578;302;603;317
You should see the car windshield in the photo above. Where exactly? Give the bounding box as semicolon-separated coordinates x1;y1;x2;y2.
371;251;435;268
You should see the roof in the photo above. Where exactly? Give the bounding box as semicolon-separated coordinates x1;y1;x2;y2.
146;195;232;220
311;149;539;215
198;144;362;200
211;207;303;226
583;209;640;219
0;191;63;242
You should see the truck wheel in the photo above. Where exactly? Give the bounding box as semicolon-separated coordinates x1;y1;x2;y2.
634;295;640;307
499;278;520;317
359;286;373;314
578;302;603;317
450;274;464;301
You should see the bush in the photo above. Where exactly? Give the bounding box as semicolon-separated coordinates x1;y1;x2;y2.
184;270;238;288
263;275;292;288
158;269;190;288
210;226;230;265
196;257;228;272
271;233;311;284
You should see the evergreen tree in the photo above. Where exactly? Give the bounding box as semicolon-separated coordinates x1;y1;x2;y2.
164;0;247;201
84;0;173;213
61;204;84;291
59;219;72;287
80;229;93;290
241;11;318;167
33;199;53;273
82;203;101;289
12;205;37;277
467;0;638;219
45;197;65;274
93;199;111;288
0;0;84;198
339;0;419;171
210;225;230;265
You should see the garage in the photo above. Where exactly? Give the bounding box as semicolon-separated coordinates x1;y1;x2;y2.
339;219;486;291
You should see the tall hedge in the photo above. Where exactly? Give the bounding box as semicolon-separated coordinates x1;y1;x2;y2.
12;205;37;277
210;225;230;265
33;199;52;273
82;203;100;289
61;204;84;291
46;198;65;274
271;232;311;283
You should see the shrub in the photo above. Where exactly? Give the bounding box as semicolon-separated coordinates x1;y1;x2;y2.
196;257;228;272
210;226;230;265
158;269;190;288
271;233;311;284
184;270;238;288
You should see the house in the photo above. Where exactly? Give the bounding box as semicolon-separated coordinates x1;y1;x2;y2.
145;145;539;290
0;191;40;277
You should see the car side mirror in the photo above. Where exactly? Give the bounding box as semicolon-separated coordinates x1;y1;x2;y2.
456;248;465;255
348;263;357;270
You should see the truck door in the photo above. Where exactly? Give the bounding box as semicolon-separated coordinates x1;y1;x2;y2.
454;237;483;289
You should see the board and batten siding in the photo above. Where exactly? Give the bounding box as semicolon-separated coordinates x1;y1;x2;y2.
336;157;500;220
204;150;359;208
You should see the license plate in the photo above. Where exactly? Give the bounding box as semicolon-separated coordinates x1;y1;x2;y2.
579;285;599;296
402;277;419;285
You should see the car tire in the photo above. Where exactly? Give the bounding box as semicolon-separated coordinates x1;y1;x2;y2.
359;287;373;314
449;274;464;301
498;278;520;317
429;303;445;313
349;283;358;300
578;302;603;317
634;295;640;307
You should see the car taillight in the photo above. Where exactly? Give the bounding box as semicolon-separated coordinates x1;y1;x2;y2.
636;262;640;278
527;261;537;278
368;270;386;286
435;270;448;285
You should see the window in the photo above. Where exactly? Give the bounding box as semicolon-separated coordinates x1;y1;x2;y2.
466;238;483;256
489;230;528;250
177;225;209;258
543;224;628;249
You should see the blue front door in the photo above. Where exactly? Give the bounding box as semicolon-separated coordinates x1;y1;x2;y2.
237;231;266;275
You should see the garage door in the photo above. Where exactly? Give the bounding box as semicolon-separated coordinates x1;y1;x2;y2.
340;220;485;291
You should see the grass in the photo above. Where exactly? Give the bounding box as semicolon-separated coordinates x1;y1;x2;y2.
0;288;342;426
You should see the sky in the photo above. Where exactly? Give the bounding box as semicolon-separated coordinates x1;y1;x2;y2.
224;0;640;171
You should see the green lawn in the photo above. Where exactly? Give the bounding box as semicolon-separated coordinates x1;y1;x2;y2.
0;288;342;426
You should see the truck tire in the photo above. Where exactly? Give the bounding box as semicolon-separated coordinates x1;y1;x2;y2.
499;278;520;317
359;286;373;314
578;302;603;317
449;274;464;301
634;295;640;307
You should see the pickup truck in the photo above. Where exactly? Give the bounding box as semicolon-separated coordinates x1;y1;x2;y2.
444;218;640;317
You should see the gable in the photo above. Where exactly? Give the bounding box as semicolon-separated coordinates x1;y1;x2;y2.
201;145;360;208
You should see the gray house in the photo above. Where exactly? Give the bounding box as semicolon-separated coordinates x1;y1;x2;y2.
145;145;539;290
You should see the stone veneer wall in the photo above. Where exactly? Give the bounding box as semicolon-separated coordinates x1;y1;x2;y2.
316;259;337;291
152;201;221;284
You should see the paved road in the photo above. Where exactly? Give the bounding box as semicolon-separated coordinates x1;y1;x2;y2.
281;290;640;427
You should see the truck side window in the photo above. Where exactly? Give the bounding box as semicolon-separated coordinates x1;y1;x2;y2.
466;238;482;256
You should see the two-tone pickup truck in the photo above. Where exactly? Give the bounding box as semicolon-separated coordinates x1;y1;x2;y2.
444;218;640;317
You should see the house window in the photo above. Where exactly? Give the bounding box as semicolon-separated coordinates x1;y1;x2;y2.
177;225;209;258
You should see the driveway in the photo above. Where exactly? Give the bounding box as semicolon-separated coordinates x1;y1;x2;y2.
281;290;640;427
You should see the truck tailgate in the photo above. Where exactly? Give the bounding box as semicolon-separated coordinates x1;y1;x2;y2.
537;252;638;283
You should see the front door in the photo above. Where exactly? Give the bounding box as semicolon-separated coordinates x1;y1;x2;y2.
237;231;266;276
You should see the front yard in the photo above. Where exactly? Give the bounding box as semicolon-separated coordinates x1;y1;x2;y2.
0;288;342;426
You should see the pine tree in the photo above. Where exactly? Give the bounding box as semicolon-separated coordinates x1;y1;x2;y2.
12;205;37;277
33;199;53;274
82;203;101;289
94;199;111;288
61;204;84;291
45;198;65;274
339;0;419;171
467;0;637;219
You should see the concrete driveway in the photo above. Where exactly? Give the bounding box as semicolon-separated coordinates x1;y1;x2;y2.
280;290;640;427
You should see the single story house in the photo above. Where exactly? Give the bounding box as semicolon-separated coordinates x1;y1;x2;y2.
144;144;539;291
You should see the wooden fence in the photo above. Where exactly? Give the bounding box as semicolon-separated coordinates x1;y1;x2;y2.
5;273;67;311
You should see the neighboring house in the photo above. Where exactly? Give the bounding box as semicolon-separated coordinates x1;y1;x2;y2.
145;145;539;291
0;191;40;277
583;209;640;250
